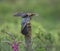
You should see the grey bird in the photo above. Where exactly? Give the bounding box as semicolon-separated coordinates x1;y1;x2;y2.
14;12;38;35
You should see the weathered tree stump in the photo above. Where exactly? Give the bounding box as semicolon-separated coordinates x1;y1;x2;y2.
24;22;32;51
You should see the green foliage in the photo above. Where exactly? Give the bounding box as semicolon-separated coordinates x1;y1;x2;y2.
32;27;57;51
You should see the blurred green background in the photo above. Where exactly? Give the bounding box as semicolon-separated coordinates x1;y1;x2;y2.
0;0;60;51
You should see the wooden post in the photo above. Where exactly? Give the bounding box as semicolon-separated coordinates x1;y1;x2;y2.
25;22;32;51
